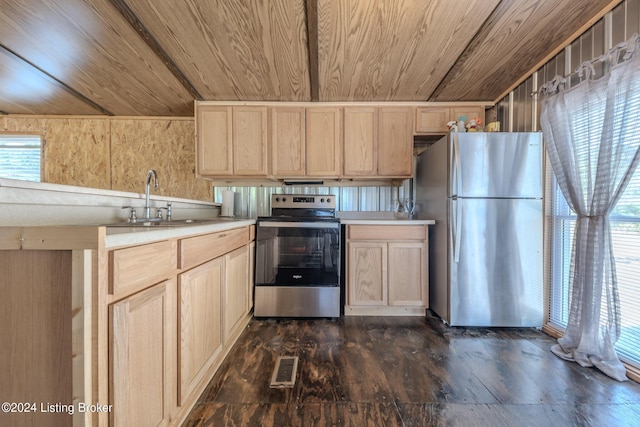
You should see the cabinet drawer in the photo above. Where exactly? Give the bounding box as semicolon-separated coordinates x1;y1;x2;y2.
179;226;249;269
110;240;177;296
347;225;427;241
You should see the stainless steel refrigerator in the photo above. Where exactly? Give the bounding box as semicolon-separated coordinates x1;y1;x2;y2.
415;132;543;327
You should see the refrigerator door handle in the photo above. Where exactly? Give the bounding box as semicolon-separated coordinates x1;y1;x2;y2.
451;198;462;263
451;136;461;197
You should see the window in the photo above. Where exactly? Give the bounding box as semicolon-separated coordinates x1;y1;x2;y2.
0;135;42;182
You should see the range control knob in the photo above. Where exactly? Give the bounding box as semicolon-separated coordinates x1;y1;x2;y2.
326;198;331;203
320;198;325;203
283;197;287;202
275;197;280;202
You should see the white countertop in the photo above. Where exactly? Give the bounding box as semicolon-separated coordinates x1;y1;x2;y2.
104;218;256;248
337;211;435;225
339;218;435;225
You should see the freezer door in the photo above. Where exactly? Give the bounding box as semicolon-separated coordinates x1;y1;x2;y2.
448;197;543;327
450;133;543;198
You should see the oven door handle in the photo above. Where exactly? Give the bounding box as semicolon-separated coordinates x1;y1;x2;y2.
258;221;340;229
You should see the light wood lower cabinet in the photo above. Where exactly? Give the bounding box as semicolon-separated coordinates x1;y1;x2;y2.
178;257;223;405
248;241;255;312
106;225;254;427
388;242;427;306
224;245;250;343
346;225;428;315
110;279;176;427
348;241;387;306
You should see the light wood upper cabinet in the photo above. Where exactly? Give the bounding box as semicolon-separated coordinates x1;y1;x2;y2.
378;107;413;176
343;106;413;178
306;107;342;177
197;105;233;176
196;102;485;181
110;279;176;427
271;106;306;177
343;107;378;176
415;105;485;133
233;106;268;176
414;107;450;133
196;104;268;177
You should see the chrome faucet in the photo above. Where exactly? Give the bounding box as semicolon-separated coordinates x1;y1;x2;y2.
144;169;159;219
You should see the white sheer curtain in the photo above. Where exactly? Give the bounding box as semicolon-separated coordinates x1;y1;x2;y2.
539;34;640;381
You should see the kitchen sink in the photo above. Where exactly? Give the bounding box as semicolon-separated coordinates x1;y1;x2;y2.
104;218;236;227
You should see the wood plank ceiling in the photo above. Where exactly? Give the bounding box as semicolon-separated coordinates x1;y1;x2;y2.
0;0;619;116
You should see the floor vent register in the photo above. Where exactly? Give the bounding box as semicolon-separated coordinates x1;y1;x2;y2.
270;356;298;388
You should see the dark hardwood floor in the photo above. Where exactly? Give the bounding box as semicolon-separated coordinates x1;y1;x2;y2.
182;315;640;427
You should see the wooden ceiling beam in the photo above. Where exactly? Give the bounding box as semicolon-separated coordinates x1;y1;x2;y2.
0;43;113;115
304;0;320;102
428;0;505;101
108;0;203;102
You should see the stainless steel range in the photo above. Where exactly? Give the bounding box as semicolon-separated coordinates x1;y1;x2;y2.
254;194;341;317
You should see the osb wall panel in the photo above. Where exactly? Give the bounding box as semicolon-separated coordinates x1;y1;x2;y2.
2;116;212;202
110;118;211;201
2;116;110;189
45;118;111;188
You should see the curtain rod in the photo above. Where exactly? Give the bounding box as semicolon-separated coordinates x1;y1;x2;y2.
536;33;639;96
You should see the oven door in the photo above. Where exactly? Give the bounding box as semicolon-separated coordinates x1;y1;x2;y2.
255;221;340;287
254;220;341;317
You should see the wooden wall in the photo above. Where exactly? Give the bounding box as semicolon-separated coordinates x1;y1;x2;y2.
0;250;72;427
0;115;212;202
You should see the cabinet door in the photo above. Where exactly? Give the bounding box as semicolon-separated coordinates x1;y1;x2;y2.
306;107;341;177
378;107;413;176
348;241;387;306
343;107;377;176
415;107;450;133
178;258;223;405
224;246;249;342
388;242;427;306
233;106;268;176
271;107;305;176
196;105;233;176
248;242;255;312
110;279;176;427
